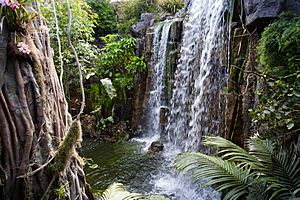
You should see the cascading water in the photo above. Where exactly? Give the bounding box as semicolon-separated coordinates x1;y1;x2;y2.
141;0;229;199
135;20;174;149
166;0;228;153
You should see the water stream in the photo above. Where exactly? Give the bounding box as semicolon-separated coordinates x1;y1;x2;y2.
166;0;228;153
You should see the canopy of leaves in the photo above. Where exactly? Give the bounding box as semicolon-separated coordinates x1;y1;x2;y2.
39;0;99;91
86;0;117;37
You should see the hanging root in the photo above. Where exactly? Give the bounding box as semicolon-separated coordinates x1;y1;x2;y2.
49;120;82;172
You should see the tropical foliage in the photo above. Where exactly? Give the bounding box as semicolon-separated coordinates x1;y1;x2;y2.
117;0;184;35
88;34;146;113
39;0;99;97
86;0;117;37
250;13;300;137
99;183;146;200
175;136;300;200
117;0;160;35
99;183;170;200
157;0;184;14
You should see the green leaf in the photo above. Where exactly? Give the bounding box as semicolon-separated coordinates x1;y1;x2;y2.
100;78;117;99
287;123;294;130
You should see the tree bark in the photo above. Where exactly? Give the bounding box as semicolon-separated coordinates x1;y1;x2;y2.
0;18;94;200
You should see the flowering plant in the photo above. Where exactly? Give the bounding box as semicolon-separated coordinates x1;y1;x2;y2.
0;0;36;32
17;42;31;54
0;0;20;10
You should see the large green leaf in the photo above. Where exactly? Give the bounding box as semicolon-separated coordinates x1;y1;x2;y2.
204;136;262;169
100;183;147;200
175;152;254;200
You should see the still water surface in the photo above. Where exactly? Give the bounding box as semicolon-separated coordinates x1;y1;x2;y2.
80;139;220;200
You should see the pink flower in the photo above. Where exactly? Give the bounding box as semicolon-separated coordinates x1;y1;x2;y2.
40;25;50;33
9;2;19;9
17;42;31;54
0;0;10;7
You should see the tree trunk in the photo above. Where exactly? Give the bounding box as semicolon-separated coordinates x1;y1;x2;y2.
0;18;94;200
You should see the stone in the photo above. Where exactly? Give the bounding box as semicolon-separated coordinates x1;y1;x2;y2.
160;106;170;126
131;13;156;38
244;0;282;27
285;0;300;13
244;0;300;28
148;141;164;153
174;8;186;19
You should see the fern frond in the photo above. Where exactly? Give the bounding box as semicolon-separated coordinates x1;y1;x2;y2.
100;183;147;200
175;152;254;200
249;137;275;170
204;136;262;169
251;138;300;198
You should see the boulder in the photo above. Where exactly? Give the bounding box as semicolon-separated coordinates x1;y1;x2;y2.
131;13;156;38
244;0;282;27
285;0;300;13
148;141;164;153
244;0;300;28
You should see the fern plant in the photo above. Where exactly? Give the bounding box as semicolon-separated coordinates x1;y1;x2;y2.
174;136;300;200
99;183;170;200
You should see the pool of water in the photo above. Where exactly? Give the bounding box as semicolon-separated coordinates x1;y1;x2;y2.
79;139;221;200
79;139;163;194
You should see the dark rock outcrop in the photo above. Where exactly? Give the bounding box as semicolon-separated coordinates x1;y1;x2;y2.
131;13;156;38
148;141;164;153
244;0;282;27
244;0;300;29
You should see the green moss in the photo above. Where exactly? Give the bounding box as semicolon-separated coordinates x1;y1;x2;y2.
257;12;300;76
49;120;82;172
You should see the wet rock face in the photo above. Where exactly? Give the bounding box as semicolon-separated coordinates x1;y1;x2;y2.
285;0;300;13
148;141;164;153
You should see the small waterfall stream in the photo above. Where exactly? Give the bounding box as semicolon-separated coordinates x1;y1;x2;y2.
141;20;174;149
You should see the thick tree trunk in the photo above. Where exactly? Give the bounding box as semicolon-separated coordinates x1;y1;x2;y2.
0;19;94;200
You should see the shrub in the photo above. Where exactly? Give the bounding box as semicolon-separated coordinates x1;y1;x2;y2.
251;13;300;137
86;0;117;36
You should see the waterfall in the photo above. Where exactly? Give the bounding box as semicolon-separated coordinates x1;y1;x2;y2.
166;0;228;152
138;20;174;148
137;0;229;199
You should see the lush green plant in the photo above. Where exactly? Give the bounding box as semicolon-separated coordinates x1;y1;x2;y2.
251;13;300;136
39;0;99;96
157;0;184;14
175;136;300;200
98;183;170;200
86;0;117;36
99;183;146;200
117;0;160;35
0;0;35;31
87;34;146;113
53;185;65;199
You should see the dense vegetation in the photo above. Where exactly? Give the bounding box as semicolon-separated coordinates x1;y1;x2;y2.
251;13;300;141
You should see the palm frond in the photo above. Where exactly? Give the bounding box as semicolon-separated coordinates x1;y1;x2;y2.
250;138;300;198
268;149;300;198
249;136;275;170
175;152;254;200
203;136;262;169
100;183;147;200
